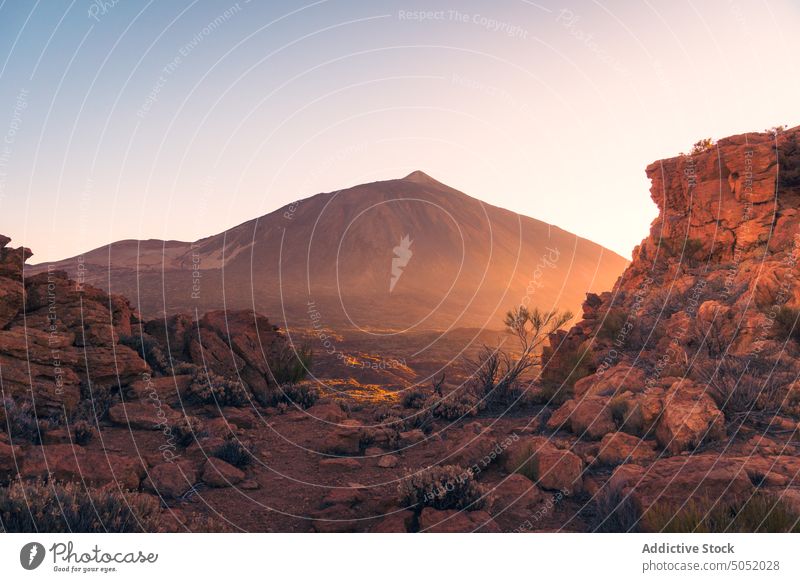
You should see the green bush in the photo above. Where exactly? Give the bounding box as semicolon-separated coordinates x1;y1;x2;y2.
644;493;800;533
398;464;486;511
0;480;165;532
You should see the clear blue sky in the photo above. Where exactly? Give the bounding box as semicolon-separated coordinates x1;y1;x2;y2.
1;0;798;263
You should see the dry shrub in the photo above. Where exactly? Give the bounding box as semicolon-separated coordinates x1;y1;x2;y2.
398;465;486;511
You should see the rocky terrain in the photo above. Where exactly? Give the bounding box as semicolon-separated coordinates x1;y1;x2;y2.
2;125;800;533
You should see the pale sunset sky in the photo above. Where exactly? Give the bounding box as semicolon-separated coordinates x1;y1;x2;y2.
0;0;798;263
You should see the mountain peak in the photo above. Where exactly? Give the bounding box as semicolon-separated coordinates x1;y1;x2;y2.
402;170;442;185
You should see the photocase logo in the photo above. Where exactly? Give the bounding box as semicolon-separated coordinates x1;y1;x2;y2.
389;234;413;292
20;542;46;570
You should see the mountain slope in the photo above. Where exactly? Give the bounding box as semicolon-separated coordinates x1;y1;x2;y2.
30;171;629;331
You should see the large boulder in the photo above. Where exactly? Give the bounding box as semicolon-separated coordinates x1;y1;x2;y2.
608;454;754;524
567;396;616;440
143;461;198;499
655;380;725;454
597;431;657;465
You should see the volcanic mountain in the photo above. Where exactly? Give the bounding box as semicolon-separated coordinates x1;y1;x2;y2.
31;171;628;331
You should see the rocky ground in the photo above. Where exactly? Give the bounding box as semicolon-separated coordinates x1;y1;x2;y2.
2;125;800;532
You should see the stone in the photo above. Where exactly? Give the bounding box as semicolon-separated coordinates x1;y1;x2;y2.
319;458;361;471
655;380;725;454
322;419;363;455
108;401;181;430
568;396;616;440
598;431;658;465
487;474;544;516
202;457;245;488
534;446;583;494
377;455;399;468
21;444;143;489
417;508;500;533
371;510;414;532
143;461;198;499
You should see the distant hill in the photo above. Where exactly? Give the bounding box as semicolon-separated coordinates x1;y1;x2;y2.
30;171;628;331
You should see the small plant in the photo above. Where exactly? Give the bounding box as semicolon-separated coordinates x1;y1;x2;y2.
1;398;46;443
401;387;429;409
774;306;800;343
72;420;95;445
0;480;165;533
609;396;648;436
268;342;313;385
119;333;170;375
71;381;120;424
258;381;319;409
776;131;800;189
596;308;628;341
591;483;641;532
466;307;573;407
212;438;253;468
644;493;800;533
427;387;481;420
398;464;486;511
169;415;204;447
539;342;594;403
690;138;715;155
186;369;249;407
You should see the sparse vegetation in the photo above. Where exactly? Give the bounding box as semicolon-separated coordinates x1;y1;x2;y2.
591;483;641;532
71;381;120;424
401;387;429;409
0;480;165;533
644;493;800;533
268;343;313;385
169;415;204;447
694;356;788;420
186;369;249;407
398;464;486;511
539;342;594;403
690;138;715;155
596;308;628;341
212;438;253;468
72;420;95;445
258;381;319;409
1;398;46;443
427;386;482;420
466;307;573;407
661;237;705;261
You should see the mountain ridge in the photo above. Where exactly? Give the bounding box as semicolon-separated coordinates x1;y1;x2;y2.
29;171;629;331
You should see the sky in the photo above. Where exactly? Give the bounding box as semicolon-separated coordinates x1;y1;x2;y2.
0;0;798;263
